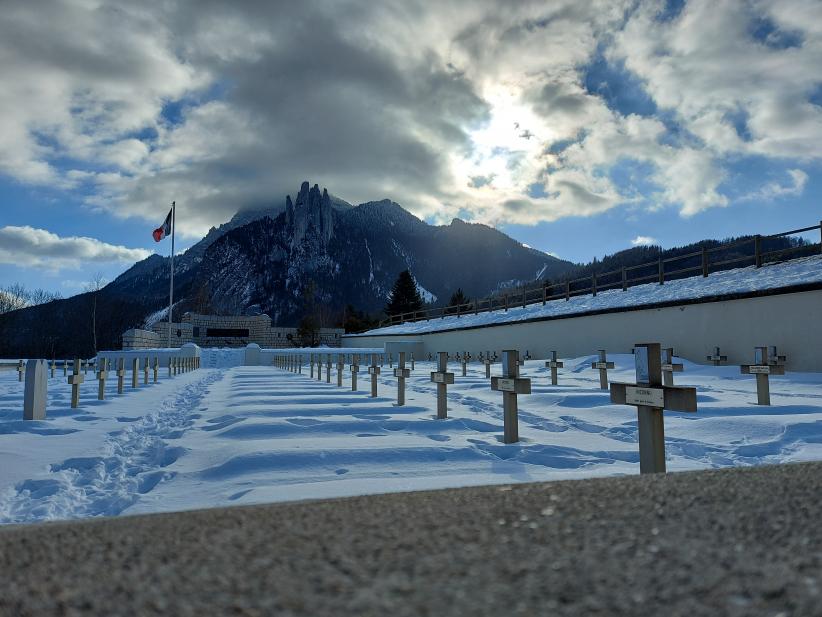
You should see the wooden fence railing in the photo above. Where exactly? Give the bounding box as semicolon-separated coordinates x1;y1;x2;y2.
378;220;822;328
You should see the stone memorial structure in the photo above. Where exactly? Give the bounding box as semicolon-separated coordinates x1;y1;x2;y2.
23;359;47;421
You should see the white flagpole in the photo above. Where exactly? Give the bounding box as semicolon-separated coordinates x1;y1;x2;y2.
168;200;175;348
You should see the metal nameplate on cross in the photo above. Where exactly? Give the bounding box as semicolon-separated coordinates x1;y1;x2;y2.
490;350;532;443
740;346;786;405
660;347;684;386
591;349;615;390
545;350;564;386
430;351;455;419
609;343;697;474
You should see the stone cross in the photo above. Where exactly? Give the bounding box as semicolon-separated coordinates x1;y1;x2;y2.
83;359;88;376
381;354;385;368
393;351;410;406
153;357;159;383
167;357;173;378
350;354;360;391
131;358;139;388
336;354;344;387
740;346;785;405
484;351;494;379
410;352;415;371
430;352;455;419
768;346;787;365
368;353;380;397
23;359;47;420
609;343;698;474
97;358;108;400
143;356;150;385
17;360;24;382
388;353;393;369
461;352;470;377
117;358;125;394
591;349;615;390
545;351;564;385
661;347;684;387
706;346;727;366
63;361;68;377
523;350;533;362
427;353;432;362
326;354;332;383
298;354;303;374
68;358;84;408
50;359;55;378
491;350;532;444
310;353;315;379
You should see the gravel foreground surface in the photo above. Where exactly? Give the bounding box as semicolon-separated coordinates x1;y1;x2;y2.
1;462;821;616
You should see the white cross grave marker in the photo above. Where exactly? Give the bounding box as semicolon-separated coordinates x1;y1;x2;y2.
68;358;84;408
661;347;684;387
23;359;47;420
393;351;410;406
591;349;615;390
490;350;531;444
740;346;785;406
545;351;564;386
609;342;698;474
430;352;455;419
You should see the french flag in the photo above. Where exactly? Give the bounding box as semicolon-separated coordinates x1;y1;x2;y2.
152;208;172;242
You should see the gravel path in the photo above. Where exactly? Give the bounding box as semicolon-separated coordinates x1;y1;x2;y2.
1;462;820;616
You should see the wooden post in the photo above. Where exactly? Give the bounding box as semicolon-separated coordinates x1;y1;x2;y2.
17;359;24;382
621;267;627;291
592;273;597;297
153;357;159;383
369;353;380;397
97;358;107;400
702;246;709;277
63;361;68;377
336;354;344;387
431;352;455;419
491;350;531;444
591;350;615;390
350;354;359;391
167;357;172;378
410;352;415;371
542;284;547;306
388;353;393;369
754;234;762;268
706;347;727;366
504;294;508;312
68;358;84;408
658;258;664;284
310;353;315;379
740;346;785;405
545;351;564;386
131;358;139;388
326;354;331;383
117;358;125;394
609;343;698;474
565;280;570;301
143;356;149;385
393;351;410;406
23;360;48;420
661;347;684;387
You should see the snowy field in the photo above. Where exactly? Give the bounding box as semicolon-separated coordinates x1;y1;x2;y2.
1;348;822;524
356;255;822;336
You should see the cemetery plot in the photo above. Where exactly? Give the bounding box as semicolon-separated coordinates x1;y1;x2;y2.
0;349;821;525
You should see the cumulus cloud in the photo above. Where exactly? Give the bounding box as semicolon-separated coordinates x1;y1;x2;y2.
0;0;819;235
631;235;659;246
0;226;151;271
739;168;809;202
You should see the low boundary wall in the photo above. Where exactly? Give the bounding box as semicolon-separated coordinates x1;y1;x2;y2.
343;288;822;372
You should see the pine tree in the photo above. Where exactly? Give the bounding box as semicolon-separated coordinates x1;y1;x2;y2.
385;270;424;316
446;288;469;314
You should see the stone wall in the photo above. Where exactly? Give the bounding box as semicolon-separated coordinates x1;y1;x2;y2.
122;329;162;350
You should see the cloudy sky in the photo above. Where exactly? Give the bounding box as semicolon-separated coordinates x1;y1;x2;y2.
1;0;821;294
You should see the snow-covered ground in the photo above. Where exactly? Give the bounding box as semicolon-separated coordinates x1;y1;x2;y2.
1;348;821;524
355;255;822;336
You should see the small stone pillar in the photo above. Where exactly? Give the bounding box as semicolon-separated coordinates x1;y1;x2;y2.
23;359;47;420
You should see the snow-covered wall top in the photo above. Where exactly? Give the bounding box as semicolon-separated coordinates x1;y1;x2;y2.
351;255;822;337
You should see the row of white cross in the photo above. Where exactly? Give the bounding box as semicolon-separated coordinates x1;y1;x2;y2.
273;343;789;474
20;355;200;420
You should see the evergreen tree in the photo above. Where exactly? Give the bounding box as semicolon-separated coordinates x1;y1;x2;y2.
446;288;469;314
385;270;424;316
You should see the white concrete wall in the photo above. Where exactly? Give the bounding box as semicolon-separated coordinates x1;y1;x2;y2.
343;289;822;372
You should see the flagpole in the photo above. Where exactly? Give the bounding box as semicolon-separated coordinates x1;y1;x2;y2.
168;200;175;348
